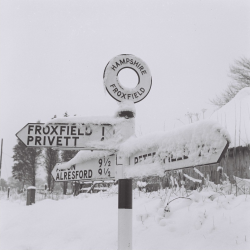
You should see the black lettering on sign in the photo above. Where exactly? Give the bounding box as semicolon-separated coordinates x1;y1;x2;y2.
85;126;92;136
134;157;138;164
134;152;156;165
101;127;104;141
84;170;87;178
35;126;42;135
48;137;55;145
64;172;67;180
43;136;46;145
104;168;108;175
141;70;147;75
99;158;102;167
67;126;70;135
76;171;79;179
68;172;71;180
43;126;50;135
56;136;62;146
27;136;34;145
72;171;75;179
111;65;116;71
115;62;120;67
64;136;71;146
140;88;145;93
134;60;139;67
71;126;77;135
78;128;84;136
121;93;126;99
79;171;83;178
110;84;116;88
117;91;121;96
50;126;58;135
28;125;34;134
72;137;79;146
88;170;92;178
119;59;125;65
60;126;66;135
35;136;42;145
134;93;138;98
113;88;118;93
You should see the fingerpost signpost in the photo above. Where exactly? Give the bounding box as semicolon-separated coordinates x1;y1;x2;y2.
16;54;229;250
16;123;114;149
51;155;116;182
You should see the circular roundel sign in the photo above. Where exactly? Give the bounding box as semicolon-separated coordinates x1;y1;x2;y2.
103;54;152;103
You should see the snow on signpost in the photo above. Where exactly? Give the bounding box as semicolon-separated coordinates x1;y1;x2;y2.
16;115;135;150
118;120;230;178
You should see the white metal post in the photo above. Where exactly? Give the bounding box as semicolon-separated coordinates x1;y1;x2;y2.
118;178;132;250
116;108;134;250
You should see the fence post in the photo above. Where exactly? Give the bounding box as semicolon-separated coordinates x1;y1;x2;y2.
44;184;47;198
26;186;36;206
7;187;10;199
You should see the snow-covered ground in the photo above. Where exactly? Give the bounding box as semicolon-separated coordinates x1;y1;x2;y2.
0;189;250;250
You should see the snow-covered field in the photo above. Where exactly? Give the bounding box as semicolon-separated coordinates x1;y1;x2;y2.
0;189;250;250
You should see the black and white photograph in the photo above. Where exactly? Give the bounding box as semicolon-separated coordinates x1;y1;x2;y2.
0;0;249;249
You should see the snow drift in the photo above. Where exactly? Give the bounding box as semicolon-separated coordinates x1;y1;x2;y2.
1;190;249;250
209;87;250;148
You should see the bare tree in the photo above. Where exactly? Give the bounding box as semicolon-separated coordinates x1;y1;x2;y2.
60;112;79;195
211;57;250;108
43;148;59;192
12;139;42;187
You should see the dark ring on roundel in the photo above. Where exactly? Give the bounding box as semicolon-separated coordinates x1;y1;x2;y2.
103;61;110;79
116;66;140;90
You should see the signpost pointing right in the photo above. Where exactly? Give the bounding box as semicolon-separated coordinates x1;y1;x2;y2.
129;139;229;171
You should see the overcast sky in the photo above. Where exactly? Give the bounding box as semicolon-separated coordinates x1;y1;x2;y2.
1;0;250;180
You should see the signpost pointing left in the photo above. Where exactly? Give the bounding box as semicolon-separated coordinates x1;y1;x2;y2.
52;155;116;182
16;123;115;149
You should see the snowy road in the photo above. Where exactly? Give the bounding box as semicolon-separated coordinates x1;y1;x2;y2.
0;191;250;250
